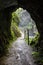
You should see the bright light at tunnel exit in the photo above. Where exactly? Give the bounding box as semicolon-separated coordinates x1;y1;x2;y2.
12;7;40;44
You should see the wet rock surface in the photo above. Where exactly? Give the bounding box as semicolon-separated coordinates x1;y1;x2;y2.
0;33;36;65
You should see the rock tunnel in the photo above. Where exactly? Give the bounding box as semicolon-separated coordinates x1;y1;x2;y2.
0;0;43;55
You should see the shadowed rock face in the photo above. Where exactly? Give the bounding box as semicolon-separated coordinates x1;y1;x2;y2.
0;0;17;9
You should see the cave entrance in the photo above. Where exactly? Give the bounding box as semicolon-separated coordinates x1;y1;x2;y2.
12;7;40;45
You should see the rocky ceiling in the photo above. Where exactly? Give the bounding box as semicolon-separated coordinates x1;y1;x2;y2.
0;0;43;20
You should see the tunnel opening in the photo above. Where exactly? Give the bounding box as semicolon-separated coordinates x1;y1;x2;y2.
12;7;40;46
11;7;43;65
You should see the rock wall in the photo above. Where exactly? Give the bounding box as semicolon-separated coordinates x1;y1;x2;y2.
0;0;18;56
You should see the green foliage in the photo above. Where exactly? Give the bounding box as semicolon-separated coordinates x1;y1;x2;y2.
12;12;20;25
11;11;21;39
32;51;43;65
12;8;23;26
30;33;43;65
25;32;40;45
32;51;39;57
11;20;21;40
15;8;23;15
30;33;40;46
25;32;43;65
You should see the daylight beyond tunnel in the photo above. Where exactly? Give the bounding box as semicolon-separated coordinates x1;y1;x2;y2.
12;8;39;44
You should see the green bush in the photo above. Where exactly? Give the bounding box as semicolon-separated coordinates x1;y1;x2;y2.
11;20;21;40
32;51;43;65
29;33;40;46
12;12;20;26
25;32;40;45
11;11;21;39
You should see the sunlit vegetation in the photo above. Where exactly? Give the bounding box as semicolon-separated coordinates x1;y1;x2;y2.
25;31;43;65
25;32;39;45
12;12;20;25
11;12;21;40
32;51;43;65
25;30;43;65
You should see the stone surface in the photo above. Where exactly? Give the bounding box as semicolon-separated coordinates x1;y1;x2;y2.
0;32;36;65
